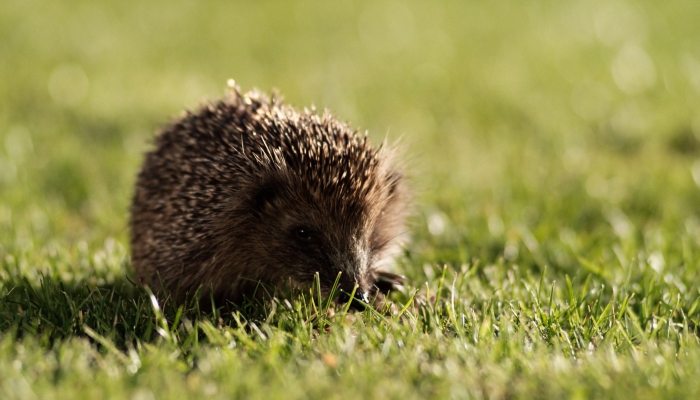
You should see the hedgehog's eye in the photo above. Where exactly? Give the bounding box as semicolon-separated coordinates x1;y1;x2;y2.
292;226;317;243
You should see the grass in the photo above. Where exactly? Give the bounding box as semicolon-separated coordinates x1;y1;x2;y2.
2;0;700;398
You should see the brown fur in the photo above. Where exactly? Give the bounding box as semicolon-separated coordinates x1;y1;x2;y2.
130;83;408;305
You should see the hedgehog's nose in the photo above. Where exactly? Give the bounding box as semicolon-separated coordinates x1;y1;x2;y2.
338;289;369;310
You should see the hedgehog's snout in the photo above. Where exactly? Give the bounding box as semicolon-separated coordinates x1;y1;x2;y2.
327;254;372;310
337;289;369;310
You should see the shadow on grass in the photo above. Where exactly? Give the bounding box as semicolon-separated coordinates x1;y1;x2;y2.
0;275;271;348
0;273;363;350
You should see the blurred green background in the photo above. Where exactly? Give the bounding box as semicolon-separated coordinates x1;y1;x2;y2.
2;0;700;283
5;1;700;398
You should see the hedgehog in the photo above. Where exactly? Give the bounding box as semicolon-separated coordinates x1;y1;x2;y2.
130;81;408;308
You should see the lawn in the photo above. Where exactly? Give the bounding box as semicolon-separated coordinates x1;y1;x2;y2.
2;0;700;398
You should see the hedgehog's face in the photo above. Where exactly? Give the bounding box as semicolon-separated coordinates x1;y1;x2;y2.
240;168;406;307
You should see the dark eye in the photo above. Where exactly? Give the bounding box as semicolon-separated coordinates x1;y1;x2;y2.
293;226;316;243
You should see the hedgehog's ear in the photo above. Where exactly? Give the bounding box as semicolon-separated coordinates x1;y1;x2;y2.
386;170;403;197
251;186;278;211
